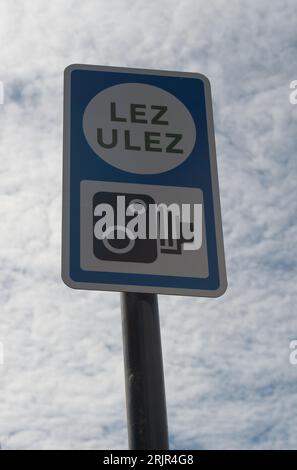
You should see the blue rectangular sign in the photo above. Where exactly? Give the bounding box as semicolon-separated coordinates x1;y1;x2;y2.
62;64;227;297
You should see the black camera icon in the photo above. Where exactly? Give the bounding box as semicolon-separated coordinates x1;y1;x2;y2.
93;191;158;263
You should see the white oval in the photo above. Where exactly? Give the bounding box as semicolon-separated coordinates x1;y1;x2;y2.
83;83;196;174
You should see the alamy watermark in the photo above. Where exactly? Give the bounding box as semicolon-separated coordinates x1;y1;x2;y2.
289;340;297;365
289;80;297;104
0;341;3;365
0;80;4;104
93;197;203;251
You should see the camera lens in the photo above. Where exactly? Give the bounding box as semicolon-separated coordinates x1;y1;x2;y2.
102;226;136;254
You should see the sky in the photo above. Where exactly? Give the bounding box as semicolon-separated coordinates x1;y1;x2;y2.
0;0;297;450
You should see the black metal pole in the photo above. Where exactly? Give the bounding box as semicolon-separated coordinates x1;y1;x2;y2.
121;292;169;450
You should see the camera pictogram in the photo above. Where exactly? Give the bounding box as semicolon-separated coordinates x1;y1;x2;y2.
93;191;158;263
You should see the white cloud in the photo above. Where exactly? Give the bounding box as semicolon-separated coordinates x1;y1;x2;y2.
0;0;297;450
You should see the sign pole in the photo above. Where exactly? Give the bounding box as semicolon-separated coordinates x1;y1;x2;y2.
121;292;169;450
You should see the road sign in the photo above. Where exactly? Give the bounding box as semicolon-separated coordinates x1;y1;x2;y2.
62;64;227;297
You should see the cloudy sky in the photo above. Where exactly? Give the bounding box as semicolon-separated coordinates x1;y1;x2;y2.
0;0;297;450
